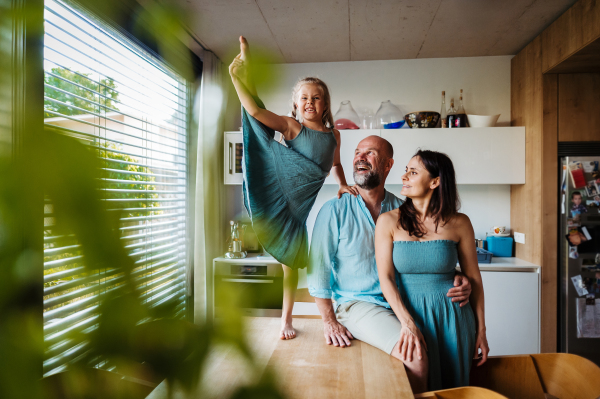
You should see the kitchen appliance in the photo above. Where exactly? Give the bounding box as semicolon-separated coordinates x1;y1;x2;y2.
213;255;283;317
559;147;600;366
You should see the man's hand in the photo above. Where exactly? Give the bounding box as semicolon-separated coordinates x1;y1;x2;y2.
447;273;471;307
323;319;354;347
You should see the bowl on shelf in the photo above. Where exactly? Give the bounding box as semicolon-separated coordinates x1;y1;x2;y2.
404;111;440;128
467;114;500;127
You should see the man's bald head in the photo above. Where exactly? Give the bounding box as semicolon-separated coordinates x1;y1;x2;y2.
358;135;394;159
353;135;395;190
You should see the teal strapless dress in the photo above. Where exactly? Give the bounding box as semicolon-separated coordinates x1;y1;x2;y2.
242;101;336;269
392;240;476;391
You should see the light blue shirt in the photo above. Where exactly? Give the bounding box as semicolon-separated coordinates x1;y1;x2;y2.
307;190;404;308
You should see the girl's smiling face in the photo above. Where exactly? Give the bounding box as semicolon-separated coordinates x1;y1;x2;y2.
400;156;440;198
295;83;326;124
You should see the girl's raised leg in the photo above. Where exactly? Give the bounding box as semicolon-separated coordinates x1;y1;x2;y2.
281;264;298;339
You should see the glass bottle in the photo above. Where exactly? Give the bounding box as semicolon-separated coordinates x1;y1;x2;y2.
358;107;374;129
440;91;447;128
333;100;360;130
375;100;405;129
446;98;458;128
455;89;468;127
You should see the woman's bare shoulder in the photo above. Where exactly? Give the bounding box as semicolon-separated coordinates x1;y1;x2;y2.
379;208;399;225
453;212;472;226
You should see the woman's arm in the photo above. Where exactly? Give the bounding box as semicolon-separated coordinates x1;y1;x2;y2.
229;56;296;136
455;214;489;366
375;212;426;361
331;129;358;198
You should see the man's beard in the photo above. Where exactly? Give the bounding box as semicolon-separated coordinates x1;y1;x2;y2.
353;162;382;190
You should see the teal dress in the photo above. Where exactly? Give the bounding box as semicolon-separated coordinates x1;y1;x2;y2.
392;240;476;391
242;102;336;269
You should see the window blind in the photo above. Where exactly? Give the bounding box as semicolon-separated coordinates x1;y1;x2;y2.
43;0;190;377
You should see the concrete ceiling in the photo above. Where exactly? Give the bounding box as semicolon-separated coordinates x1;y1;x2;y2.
181;0;578;63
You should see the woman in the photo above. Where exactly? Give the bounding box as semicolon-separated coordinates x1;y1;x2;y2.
374;150;489;392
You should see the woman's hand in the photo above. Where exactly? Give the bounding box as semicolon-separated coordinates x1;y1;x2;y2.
399;319;427;362
337;184;359;198
474;330;490;366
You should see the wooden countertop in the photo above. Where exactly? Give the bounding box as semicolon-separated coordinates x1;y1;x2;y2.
146;317;414;399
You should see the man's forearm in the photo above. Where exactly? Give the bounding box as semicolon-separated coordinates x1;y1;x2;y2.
315;297;337;323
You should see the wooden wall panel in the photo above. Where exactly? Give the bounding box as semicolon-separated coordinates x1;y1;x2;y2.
558;74;600;142
511;37;543;266
511;37;558;353
542;0;600;73
541;74;558;354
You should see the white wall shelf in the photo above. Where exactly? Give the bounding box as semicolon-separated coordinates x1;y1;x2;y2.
225;127;525;185
324;127;525;185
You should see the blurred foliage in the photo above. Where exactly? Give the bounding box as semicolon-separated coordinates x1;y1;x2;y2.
97;142;160;218
1;0;286;398
44;67;119;118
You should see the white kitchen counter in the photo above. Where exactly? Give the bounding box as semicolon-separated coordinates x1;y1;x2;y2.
458;257;541;273
218;254;541;272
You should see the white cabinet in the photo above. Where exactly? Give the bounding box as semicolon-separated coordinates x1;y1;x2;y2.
223;127;525;185
381;127;525;184
481;270;540;355
224;132;243;185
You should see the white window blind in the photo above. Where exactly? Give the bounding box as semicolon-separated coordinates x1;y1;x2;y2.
43;0;190;376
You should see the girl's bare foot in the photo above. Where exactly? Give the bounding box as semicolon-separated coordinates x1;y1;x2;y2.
238;36;257;96
239;36;250;62
280;318;296;340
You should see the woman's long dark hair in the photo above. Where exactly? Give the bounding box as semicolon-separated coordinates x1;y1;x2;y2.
398;150;460;237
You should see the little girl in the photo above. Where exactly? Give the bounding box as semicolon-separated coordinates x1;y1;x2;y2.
229;37;356;339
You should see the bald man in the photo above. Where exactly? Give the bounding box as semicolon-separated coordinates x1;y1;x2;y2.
307;136;471;355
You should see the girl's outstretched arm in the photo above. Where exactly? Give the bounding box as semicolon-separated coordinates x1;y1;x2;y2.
229;56;295;136
331;129;358;198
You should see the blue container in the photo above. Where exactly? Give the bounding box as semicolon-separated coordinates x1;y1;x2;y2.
476;248;493;263
486;236;513;257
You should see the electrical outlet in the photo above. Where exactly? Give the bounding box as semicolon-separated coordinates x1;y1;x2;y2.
514;232;525;244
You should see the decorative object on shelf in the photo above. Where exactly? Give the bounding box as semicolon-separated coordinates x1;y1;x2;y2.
375;100;405;129
404;111;441;128
358;107;375;129
225;220;247;259
440;91;448;128
447;89;468;128
446;98;457;126
333;100;360;130
467;114;501;127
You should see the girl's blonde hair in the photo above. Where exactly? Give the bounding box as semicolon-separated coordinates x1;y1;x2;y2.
290;77;334;128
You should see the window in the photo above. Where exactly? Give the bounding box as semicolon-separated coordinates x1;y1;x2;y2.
43;0;190;376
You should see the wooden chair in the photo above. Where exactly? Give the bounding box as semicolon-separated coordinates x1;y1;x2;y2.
415;386;508;398
470;354;600;399
470;355;546;398
531;353;600;399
